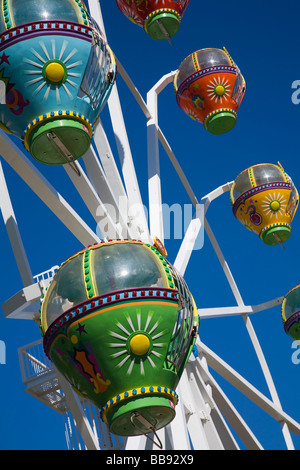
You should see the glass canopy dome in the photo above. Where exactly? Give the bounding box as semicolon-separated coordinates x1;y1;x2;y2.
41;242;167;331
230;164;289;204
174;48;232;90
0;0;89;32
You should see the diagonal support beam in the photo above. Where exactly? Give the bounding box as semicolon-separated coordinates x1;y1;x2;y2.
0;130;99;247
0;159;33;286
198;296;284;319
197;339;300;437
88;0;150;243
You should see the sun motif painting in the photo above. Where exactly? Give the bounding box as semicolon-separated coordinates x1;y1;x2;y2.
0;0;116;165
206;76;231;105
115;0;190;40
24;40;83;104
108;309;169;376
39;240;199;437
174;47;246;134
230;163;299;245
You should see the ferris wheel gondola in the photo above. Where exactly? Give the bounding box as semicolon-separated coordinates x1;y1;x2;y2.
0;0;116;167
115;0;190;42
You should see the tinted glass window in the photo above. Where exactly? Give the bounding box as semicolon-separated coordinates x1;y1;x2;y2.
231;169;251;203
253;164;286;186
196;48;231;70
10;0;83;26
176;49;231;90
175;53;198;89
43;254;86;328
92;243;166;294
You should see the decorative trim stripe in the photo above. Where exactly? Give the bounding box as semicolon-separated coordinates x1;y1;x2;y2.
248;167;256;188
175;66;236;98
0;20;93;51
192;52;200;72
82;248;97;300
43;287;179;356
204;108;236;129
259;222;291;239
223;47;235;67
283;310;300;333
100;385;179;424
230;164;290;205
22;110;94;151
232;182;291;216
144;8;181;31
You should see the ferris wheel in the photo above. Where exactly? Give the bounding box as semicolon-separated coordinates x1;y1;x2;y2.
0;0;300;451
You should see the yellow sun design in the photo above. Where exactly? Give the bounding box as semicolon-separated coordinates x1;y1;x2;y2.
207;77;231;104
262;193;287;219
108;309;167;376
23;39;82;104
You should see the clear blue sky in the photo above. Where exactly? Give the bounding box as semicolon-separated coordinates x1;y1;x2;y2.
1;0;300;450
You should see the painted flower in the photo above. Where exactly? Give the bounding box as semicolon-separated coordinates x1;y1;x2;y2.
207;77;231;104
262;193;287;219
108;309;168;376
23;39;83;104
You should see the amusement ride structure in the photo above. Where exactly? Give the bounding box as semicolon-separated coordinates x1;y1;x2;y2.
1;0;300;450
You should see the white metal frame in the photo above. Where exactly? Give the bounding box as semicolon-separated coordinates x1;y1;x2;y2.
0;0;299;450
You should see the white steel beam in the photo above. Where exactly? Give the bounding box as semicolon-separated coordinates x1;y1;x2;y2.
177;368;211;450
2;283;41;320
54;367;100;450
86;123;137;240
0;131;99;247
0;159;34;287
241;313;293;450
89;0;150;243
174;183;233;276
203;219;295;449
147;87;162;242
63;159;123;240
197;339;300;437
91;121;128;205
146;72;177;244
204;218;245;306
186;358;241;450
194;355;263;450
125;435;147;451
166;381;192;450
174;204;203;276
115;57;151;121
246;315;296;450
157;126;199;210
107;86;150;242
198;296;284;319
110;58;200;231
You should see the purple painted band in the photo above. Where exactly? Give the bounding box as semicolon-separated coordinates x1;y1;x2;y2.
284;310;300;333
0;20;92;51
232;182;291;217
176;66;236;104
43;287;179;357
